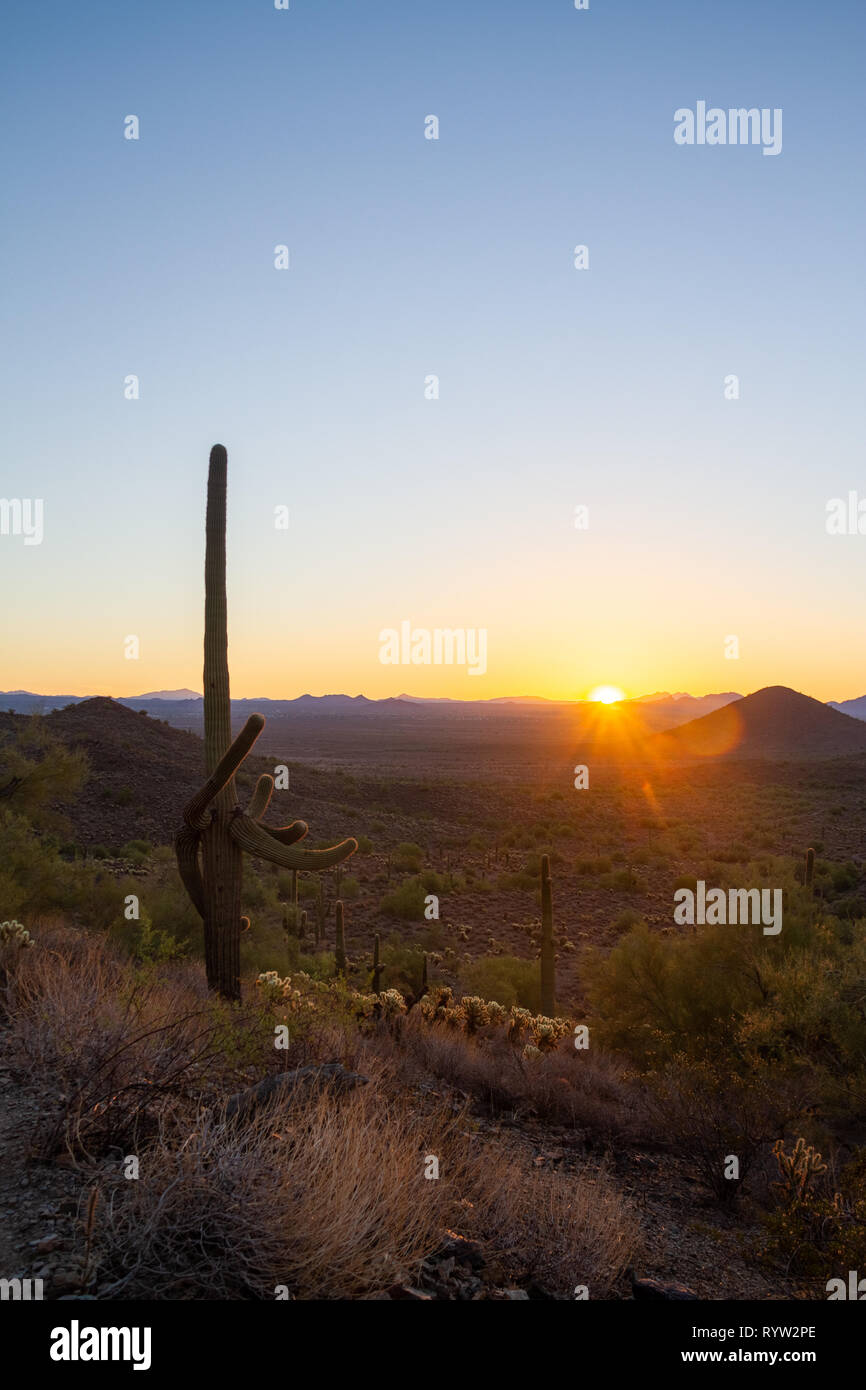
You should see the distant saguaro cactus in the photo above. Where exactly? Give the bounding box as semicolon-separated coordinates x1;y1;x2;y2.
371;932;384;993
805;847;815;893
335;900;347;976
316;878;325;942
174;445;357;1000
540;853;555;1016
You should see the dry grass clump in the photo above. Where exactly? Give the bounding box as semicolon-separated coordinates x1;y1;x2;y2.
471;1156;641;1298
97;1077;475;1299
3;924;283;1158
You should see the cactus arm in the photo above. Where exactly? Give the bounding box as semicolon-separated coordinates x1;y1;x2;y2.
228;812;357;870
174;827;206;917
261;820;309;844
182;714;265;829
247;774;274;821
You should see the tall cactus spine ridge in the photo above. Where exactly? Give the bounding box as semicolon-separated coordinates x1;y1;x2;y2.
335;899;347;976
540;853;555;1017
174;445;358;1000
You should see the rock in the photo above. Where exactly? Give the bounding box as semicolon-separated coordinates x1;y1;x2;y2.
387;1285;433;1300
628;1268;698;1300
222;1061;368;1122
31;1235;61;1253
435;1233;485;1270
502;1289;530;1300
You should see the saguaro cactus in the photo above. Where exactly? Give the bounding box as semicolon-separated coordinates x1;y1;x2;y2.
540;853;555;1016
335;900;347;976
371;932;384;993
805;847;815;893
175;445;357;1000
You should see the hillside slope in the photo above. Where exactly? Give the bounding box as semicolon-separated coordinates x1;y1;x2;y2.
654;685;866;760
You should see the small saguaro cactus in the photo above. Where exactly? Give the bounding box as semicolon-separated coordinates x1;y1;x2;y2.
174;445;358;1000
371;932;384;993
335;900;347;977
540;853;555;1017
316;878;325;941
805;847;815;893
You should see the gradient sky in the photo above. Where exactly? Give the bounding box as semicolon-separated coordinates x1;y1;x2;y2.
1;0;864;702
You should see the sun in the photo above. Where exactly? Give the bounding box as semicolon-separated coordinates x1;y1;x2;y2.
587;685;626;705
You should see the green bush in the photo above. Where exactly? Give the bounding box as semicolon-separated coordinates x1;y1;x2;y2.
393;842;424;873
380;877;426;921
460;955;540;1012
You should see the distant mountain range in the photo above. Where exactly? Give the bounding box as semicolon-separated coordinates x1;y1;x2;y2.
3;687;866;752
828;695;866;722
0;687;743;714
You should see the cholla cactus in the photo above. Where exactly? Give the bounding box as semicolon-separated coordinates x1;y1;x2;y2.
0;920;34;949
419;984;454;1022
531;1014;571;1051
486;1000;508;1027
174;446;357;1000
461;996;491;1034
379;988;407;1020
255;970;290;1004
772;1137;827;1205
507;1006;534;1043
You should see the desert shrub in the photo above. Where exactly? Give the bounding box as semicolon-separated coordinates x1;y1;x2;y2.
471;1156;641;1298
97;1081;476;1299
393;842;424;872
498;869;538;892
419;869;448;893
355;835;373;855
119;839;152;861
576;857;612;876
380;877;426;920
643;1057;802;1203
460;955;540;1012
373;1018;639;1137
613;908;644;933
380;939;427;996
759;1140;866;1274
600;868;639;891
3;925;273;1158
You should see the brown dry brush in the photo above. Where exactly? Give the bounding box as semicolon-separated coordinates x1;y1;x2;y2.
370;1013;641;1141
94;1077;640;1300
96;1080;478;1300
4;926;281;1159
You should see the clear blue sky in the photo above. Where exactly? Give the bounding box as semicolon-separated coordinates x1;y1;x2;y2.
1;0;864;700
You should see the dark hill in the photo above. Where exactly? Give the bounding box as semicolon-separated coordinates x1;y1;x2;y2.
0;698;371;850
654;685;866;761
